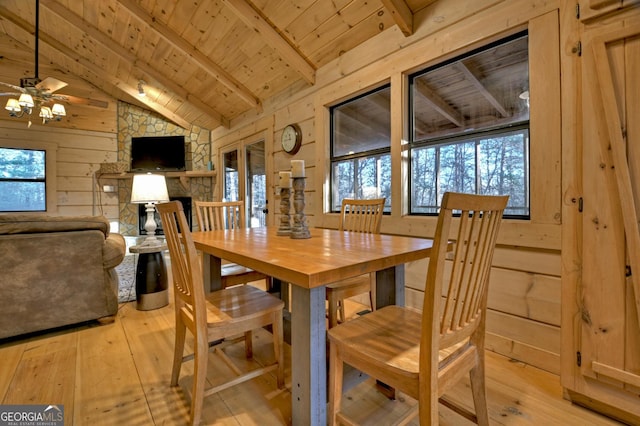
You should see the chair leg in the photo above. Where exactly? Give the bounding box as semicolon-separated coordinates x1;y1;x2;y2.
338;299;346;323
171;319;187;386
469;353;489;426
328;292;339;329
190;333;209;426
328;341;344;426
272;311;285;388
244;330;253;358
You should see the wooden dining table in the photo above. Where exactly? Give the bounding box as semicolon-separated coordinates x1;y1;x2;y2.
191;226;435;426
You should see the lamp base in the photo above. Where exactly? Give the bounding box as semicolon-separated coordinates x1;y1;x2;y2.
141;202;162;246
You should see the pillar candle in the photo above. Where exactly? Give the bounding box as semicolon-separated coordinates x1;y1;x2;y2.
279;171;292;188
291;160;305;177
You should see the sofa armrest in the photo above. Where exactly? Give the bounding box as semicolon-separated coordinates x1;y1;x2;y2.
103;233;126;269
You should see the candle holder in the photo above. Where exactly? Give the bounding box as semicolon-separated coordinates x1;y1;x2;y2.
277;187;292;236
291;177;311;239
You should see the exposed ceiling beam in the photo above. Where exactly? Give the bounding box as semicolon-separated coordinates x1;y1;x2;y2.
414;80;464;127
380;0;413;36
457;62;509;118
40;0;228;128
222;0;315;85
117;0;261;111
0;5;192;129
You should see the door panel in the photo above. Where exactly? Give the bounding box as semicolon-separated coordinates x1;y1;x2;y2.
574;9;640;418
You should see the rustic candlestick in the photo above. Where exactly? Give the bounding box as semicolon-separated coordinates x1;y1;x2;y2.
277;187;292;236
291;177;311;239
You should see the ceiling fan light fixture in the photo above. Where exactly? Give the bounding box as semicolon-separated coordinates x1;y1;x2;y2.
39;106;53;120
18;93;34;108
5;98;21;113
52;103;66;117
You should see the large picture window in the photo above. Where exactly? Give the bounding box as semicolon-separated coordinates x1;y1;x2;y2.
0;147;47;212
409;32;530;217
330;85;391;212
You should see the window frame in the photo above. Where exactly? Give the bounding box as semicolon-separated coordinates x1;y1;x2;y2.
329;84;392;213
0;140;57;213
407;31;530;219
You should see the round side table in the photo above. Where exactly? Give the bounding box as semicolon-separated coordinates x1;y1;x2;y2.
129;243;169;311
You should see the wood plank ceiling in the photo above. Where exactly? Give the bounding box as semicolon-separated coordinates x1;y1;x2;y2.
0;0;438;131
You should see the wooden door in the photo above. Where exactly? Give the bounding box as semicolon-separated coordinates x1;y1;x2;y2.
564;6;640;422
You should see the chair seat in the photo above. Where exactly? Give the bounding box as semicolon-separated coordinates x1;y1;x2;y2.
220;263;269;288
328;305;469;398
204;285;284;326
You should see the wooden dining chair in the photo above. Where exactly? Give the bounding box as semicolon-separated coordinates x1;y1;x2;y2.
157;201;285;426
326;198;385;328
328;192;508;425
194;200;272;289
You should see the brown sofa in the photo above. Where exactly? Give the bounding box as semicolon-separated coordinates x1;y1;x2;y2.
0;214;126;339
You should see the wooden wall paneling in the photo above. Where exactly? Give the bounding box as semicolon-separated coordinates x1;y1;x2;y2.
0;119;117;219
488;268;561;326
529;11;562;225
487;310;561;358
485;332;561;375
492;247;561;277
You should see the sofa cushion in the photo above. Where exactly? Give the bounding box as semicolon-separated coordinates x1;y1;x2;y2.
0;214;110;237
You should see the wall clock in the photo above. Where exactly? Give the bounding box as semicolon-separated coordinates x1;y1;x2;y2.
281;123;302;155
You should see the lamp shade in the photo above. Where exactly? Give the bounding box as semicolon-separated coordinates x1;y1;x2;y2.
51;103;66;116
5;98;20;112
18;93;34;108
131;173;169;204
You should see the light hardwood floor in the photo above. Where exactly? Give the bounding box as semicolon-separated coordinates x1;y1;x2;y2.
0;285;624;426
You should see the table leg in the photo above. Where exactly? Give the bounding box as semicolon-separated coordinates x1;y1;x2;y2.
290;285;326;426
375;264;405;308
201;252;223;293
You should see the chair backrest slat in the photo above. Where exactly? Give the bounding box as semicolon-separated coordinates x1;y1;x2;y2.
157;201;207;328
195;201;246;231
339;198;385;234
421;192;508;353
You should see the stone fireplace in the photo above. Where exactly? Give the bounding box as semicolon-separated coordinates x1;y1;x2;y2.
117;101;212;237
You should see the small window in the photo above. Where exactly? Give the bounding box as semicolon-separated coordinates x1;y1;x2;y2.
0;147;47;212
409;32;530;217
330;85;391;212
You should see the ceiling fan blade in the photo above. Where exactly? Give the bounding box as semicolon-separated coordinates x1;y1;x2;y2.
0;81;26;92
0;92;22;97
36;77;68;93
57;94;109;109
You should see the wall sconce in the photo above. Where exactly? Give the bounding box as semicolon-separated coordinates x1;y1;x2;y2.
138;80;146;97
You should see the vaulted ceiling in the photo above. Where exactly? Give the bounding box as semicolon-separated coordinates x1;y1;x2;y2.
0;0;438;131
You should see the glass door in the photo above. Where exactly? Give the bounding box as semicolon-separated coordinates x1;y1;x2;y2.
223;150;239;202
245;140;267;227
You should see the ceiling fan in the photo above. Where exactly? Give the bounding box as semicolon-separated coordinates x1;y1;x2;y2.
0;0;108;126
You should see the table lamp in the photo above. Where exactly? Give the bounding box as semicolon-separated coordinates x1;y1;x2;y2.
131;173;169;246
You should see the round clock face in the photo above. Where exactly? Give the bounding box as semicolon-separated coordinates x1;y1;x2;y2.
281;124;301;154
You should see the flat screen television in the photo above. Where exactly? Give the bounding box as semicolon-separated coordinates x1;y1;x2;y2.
130;136;186;171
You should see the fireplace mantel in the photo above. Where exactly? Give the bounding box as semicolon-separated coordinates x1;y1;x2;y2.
97;170;216;190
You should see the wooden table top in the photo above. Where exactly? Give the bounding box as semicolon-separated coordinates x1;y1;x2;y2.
192;227;434;289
